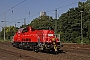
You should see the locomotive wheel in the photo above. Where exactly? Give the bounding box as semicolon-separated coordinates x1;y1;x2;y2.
12;43;15;47
34;46;39;53
55;51;58;54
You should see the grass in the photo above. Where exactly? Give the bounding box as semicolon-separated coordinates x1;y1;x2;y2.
0;39;12;42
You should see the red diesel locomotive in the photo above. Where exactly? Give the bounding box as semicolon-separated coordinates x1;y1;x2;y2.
12;26;62;53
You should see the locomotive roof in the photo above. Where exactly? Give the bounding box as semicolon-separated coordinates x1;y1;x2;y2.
17;26;54;33
18;26;34;31
17;28;24;33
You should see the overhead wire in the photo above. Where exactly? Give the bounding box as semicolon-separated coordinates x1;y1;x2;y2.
0;0;27;28
0;0;39;16
46;1;78;13
0;0;26;16
0;0;83;26
14;1;79;22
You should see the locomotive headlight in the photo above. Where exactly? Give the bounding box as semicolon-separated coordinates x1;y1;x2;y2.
49;40;51;42
46;40;52;43
48;34;53;36
47;41;48;42
52;38;55;41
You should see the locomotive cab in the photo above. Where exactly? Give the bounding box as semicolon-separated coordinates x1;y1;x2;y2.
42;30;61;52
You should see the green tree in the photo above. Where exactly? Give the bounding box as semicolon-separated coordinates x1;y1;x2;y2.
57;0;90;43
29;16;53;30
0;26;17;40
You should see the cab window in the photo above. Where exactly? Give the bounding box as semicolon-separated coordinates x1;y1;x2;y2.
22;28;28;33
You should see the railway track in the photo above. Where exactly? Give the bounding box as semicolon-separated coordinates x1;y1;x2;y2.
0;42;41;60
0;42;90;60
0;47;41;60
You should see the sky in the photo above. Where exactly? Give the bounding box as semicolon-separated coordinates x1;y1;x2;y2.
0;0;87;31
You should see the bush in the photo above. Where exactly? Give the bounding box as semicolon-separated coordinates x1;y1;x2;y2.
83;37;90;44
74;36;81;43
